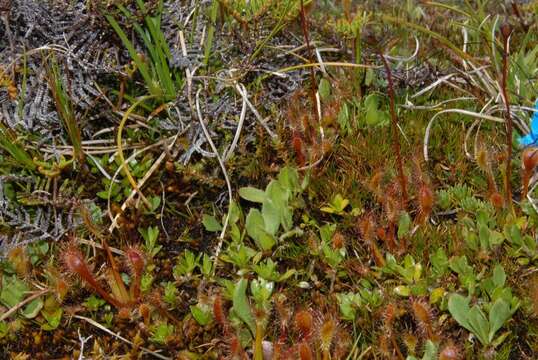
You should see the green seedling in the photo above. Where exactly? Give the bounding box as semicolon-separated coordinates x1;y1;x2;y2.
41;306;62;331
430;247;449;279
84;295;106;312
0;275;28;309
202;213;223;232
139;226;162;258
231;278;256;334
163;281;178;308
357;279;383;308
173;250;201;280
336;292;362;321
228;277;275;360
150;322;175;345
363;93;390;127
190;303;213;326
140;272;154;293
27;240;49;266
0;273;44;322
504;220;537;262
384;254;426;297
251;258;295;282
240;166;307;251
200;253;214;277
448;293;517;347
460;211;504;253
320;193;350;215
449;255;477;295
222;242;256;269
397;211;412;239
319;223;346;269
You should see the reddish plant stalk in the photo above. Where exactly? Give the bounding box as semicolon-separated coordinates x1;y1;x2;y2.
379;52;408;207
63;247;123;308
126;247;145;300
102;238;130;302
500;24;513;210
511;2;528;32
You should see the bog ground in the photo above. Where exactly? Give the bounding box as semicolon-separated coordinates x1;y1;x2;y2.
1;1;538;359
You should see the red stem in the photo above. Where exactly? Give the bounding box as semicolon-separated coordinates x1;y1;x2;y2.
64;248;123;308
500;27;513;210
379;52;409;207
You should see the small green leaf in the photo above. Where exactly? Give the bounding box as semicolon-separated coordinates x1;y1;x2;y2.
0;276;28;308
84;295;106;311
492;264;506;288
278;269;296;282
41;307;62;331
429;288;445;304
202;214;222;232
246;209;275;251
246;208;265;239
364;94;381;126
318;78;331;99
190;305;213;326
431;248;448;277
22;297;43;319
421;340;438;360
394;285;411;297
448;293;472;330
488;298;512;343
262;198;280;235
228;200;242;224
150;322;174;344
277;166;300;195
397;212;412;238
239;187;266;203
232;279;255;335
467;306;489;345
